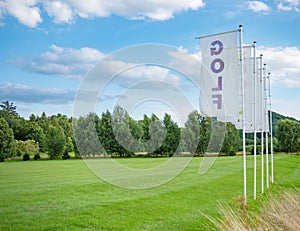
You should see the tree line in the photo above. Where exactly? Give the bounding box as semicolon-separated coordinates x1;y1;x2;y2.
0;101;299;162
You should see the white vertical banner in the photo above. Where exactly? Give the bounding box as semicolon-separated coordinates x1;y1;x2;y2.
243;46;255;133
263;64;269;133
256;56;263;132
199;30;241;123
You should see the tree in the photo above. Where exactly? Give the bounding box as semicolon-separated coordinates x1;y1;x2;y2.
198;116;211;154
74;113;103;157
0;117;15;161
221;122;240;156
181;111;201;155
111;106;135;157
156;113;180;156
0;100;18;116
45;125;66;159
277;119;300;152
15;140;39;156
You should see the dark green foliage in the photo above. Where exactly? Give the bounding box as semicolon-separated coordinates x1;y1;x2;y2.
250;144;261;155
0;117;15;159
0;153;4;162
45;125;66;159
15;140;39;156
181;110;201;154
158;113;181;155
74;113;103;157
221;122;240;156
276;119;300;152
0;100;18;116
34;153;40;160
22;153;30;161
1;100;300;159
62;150;70;160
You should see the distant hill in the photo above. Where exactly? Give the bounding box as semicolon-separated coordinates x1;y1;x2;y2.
270;111;299;131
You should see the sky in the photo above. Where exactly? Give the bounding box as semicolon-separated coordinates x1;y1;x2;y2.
0;0;299;124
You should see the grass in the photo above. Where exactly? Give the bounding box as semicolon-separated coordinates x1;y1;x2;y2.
0;154;299;230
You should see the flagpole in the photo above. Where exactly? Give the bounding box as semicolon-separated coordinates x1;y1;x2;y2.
268;72;274;184
264;64;269;188
260;54;264;194
253;41;257;200
239;25;247;205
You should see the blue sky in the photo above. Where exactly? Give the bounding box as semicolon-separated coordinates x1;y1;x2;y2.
0;0;299;122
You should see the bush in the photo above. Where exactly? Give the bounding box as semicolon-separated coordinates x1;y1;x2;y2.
16;149;22;157
62;150;70;160
34;153;40;160
228;149;236;156
22;153;30;161
0;153;4;162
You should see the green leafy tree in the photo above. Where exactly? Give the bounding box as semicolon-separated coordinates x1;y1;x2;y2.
0;117;15;160
24;122;46;152
97;111;114;156
140;114;151;150
181;111;201;155
45;125;66;159
15;140;39;156
0;100;18;116
74;113;103;157
221;122;240;156
277;119;300;152
156;113;180;156
111;105;134;157
149;114;166;156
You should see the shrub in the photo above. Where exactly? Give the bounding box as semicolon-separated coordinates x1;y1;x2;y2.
62;150;70;160
0;153;4;162
34;153;41;160
22;153;30;161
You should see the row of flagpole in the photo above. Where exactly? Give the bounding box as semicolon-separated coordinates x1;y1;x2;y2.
196;25;274;204
253;44;274;200
243;26;275;202
243;32;275;203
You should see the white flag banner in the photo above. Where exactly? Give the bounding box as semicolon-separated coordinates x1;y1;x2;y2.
243;46;255;133
255;57;263;132
264;74;270;133
199;30;241;124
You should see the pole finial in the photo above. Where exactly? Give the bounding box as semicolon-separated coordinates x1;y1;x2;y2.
260;54;263;57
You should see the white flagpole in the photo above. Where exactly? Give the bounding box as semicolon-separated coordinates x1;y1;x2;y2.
239;25;247;205
260;55;264;194
268;72;274;184
253;41;257;200
264;64;269;188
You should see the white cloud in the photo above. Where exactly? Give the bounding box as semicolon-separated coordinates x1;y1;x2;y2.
10;44;103;79
63;0;205;21
0;0;42;28
247;1;271;12
257;46;300;88
277;0;300;12
118;65;181;87
0;82;74;104
10;44;182;89
94;59;182;90
43;0;74;24
0;0;205;27
277;2;293;10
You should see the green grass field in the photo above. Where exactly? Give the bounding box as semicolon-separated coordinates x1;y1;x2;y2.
0;154;299;230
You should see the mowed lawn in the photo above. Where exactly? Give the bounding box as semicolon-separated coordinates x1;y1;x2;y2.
0;154;299;230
